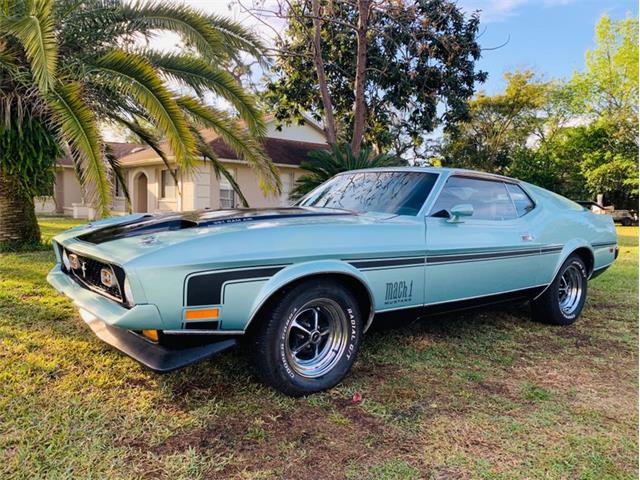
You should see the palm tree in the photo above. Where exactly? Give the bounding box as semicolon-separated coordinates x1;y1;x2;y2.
290;143;405;200
0;0;279;244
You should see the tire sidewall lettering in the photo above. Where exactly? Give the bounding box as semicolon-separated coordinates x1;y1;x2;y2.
277;298;360;381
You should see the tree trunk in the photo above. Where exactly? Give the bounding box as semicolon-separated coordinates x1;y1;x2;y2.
350;0;370;156
311;0;337;144
0;171;40;244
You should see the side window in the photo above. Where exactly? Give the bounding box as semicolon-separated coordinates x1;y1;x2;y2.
431;176;517;221
506;183;535;217
219;169;237;208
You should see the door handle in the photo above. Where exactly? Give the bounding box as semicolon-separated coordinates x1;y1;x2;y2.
521;233;535;242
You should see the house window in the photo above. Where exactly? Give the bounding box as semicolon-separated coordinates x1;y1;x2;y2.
219;169;236;209
114;175;125;198
161;169;178;199
280;172;295;206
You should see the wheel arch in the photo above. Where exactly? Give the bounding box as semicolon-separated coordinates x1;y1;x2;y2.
534;241;595;300
572;246;595;277
244;262;375;334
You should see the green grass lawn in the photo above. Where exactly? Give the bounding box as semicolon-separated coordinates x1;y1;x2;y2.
1;220;637;479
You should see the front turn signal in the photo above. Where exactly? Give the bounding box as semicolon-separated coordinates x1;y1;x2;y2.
185;308;220;320
142;329;159;342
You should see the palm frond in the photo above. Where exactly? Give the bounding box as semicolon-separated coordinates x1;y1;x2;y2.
143;50;265;135
47;81;110;216
205;14;266;64
91;49;196;170
190;126;249;207
108;112;178;187
104;143;131;213
290;143;405;200
0;0;58;93
178;95;280;194
122;2;228;61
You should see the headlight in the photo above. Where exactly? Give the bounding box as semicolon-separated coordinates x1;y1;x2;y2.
62;249;70;270
123;277;135;305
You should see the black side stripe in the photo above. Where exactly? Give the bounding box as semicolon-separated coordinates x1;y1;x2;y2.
592;241;617;248
349;257;425;269
347;245;565;269
186;266;285;306
426;248;540;264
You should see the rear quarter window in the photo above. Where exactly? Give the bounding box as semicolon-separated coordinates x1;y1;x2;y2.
506;183;535;217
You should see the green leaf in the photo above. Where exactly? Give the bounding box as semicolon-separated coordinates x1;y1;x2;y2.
108;112;178;186
91;50;196;170
178;96;280;194
190;126;248;207
0;0;58;93
143;50;265;136
122;2;228;61
47;82;110;216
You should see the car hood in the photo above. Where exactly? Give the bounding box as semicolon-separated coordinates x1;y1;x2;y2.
56;207;390;265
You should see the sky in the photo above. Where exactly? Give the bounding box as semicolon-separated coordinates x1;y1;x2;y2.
462;0;639;93
162;0;638;95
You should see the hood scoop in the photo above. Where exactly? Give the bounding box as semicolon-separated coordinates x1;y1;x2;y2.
77;208;353;244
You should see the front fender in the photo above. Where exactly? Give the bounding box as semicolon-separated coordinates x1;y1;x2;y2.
246;260;375;331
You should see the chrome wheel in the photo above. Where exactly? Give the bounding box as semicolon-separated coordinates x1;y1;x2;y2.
285;298;349;378
558;264;583;316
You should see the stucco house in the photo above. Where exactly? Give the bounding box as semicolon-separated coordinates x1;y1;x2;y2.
37;118;327;219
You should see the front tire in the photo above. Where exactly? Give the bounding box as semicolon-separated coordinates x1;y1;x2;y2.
531;254;588;325
249;280;362;396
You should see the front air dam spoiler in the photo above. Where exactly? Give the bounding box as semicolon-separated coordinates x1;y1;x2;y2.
82;312;236;372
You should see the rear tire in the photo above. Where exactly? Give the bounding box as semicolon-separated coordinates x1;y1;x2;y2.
249;280;362;396
531;254;588;325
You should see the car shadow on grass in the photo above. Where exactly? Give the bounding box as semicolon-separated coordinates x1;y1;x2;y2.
159;301;535;406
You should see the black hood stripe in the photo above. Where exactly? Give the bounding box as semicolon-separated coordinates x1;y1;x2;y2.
78;208;353;244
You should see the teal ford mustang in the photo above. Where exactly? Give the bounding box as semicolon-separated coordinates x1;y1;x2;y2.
48;168;618;396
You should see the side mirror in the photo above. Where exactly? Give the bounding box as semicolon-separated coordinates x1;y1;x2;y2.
447;204;474;223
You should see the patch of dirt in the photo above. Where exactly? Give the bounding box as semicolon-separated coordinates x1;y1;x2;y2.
125;400;415;479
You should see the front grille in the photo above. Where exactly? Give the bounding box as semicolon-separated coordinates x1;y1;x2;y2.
62;249;125;303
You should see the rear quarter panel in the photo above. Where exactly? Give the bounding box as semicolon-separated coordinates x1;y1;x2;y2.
524;184;617;283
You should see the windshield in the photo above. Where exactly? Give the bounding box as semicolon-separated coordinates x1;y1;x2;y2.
298;171;439;215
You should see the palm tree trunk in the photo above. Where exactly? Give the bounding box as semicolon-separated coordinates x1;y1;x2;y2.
0;171;40;244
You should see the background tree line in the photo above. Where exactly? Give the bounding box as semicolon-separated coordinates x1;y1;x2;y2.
256;2;636;206
438;15;638;209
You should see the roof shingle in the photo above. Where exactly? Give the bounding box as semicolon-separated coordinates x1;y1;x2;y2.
207;137;327;166
57;142;147;167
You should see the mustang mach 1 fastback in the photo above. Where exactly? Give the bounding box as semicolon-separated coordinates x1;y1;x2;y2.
48;168;618;396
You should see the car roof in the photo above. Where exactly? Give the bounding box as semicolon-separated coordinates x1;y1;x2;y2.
337;166;520;184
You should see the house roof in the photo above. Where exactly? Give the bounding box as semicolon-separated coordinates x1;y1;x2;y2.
207;137;327;166
116;128;328;167
57;141;147;167
109;142;148;159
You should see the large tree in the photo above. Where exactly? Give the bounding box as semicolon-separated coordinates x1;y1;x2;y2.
0;0;279;244
250;0;485;157
569;14;638;120
440;70;550;174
